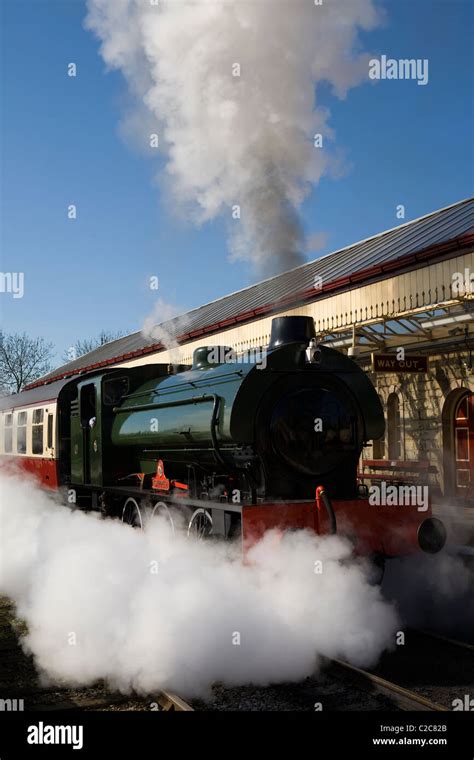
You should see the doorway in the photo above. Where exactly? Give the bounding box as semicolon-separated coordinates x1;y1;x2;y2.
453;392;474;497
80;383;96;485
443;389;474;499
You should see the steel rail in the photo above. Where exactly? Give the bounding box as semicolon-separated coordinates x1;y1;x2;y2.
330;659;448;712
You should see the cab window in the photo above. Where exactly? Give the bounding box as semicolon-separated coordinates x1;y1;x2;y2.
103;377;129;406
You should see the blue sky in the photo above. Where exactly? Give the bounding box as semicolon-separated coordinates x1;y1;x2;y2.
1;0;473;365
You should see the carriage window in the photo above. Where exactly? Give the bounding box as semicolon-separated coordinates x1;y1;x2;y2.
17;411;27;454
103;377;129;406
32;408;44;454
47;414;54;449
4;413;13;453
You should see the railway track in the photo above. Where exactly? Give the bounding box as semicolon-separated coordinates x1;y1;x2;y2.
328;659;447;711
366;628;474;710
1;596;472;712
414;628;474;652
193;630;473;711
192;658;449;712
330;628;474;712
0;686;193;712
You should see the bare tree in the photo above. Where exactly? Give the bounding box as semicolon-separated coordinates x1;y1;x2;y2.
63;330;125;363
0;332;54;395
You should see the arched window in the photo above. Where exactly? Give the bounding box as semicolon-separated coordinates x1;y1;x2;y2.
387;393;402;459
372;394;385;459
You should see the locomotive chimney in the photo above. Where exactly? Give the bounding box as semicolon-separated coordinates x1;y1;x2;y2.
268;316;316;350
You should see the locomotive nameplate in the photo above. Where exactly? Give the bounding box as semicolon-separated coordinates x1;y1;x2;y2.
372;353;428;373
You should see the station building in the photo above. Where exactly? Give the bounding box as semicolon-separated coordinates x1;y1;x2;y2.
19;197;474;508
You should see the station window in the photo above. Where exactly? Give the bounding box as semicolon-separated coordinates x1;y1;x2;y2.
32;409;44;454
455;396;469;422
4;413;13;453
17;411;27;454
387;393;402;460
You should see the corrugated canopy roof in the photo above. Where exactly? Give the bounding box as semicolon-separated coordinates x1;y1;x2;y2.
24;197;474;390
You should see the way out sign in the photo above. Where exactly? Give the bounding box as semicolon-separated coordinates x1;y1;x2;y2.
372;353;428;373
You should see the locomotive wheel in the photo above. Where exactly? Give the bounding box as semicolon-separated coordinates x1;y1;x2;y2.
121;497;143;529
151;501;175;534
187;508;213;539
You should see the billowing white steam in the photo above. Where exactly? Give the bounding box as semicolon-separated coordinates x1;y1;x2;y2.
85;0;382;276
0;472;398;699
141;297;190;364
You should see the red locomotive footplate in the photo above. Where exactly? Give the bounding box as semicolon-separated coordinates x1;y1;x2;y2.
242;497;433;558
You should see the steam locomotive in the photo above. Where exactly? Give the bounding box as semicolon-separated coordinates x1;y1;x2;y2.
0;316;446;558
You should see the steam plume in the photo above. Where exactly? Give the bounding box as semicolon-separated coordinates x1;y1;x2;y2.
141;297;191;364
85;0;382;277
